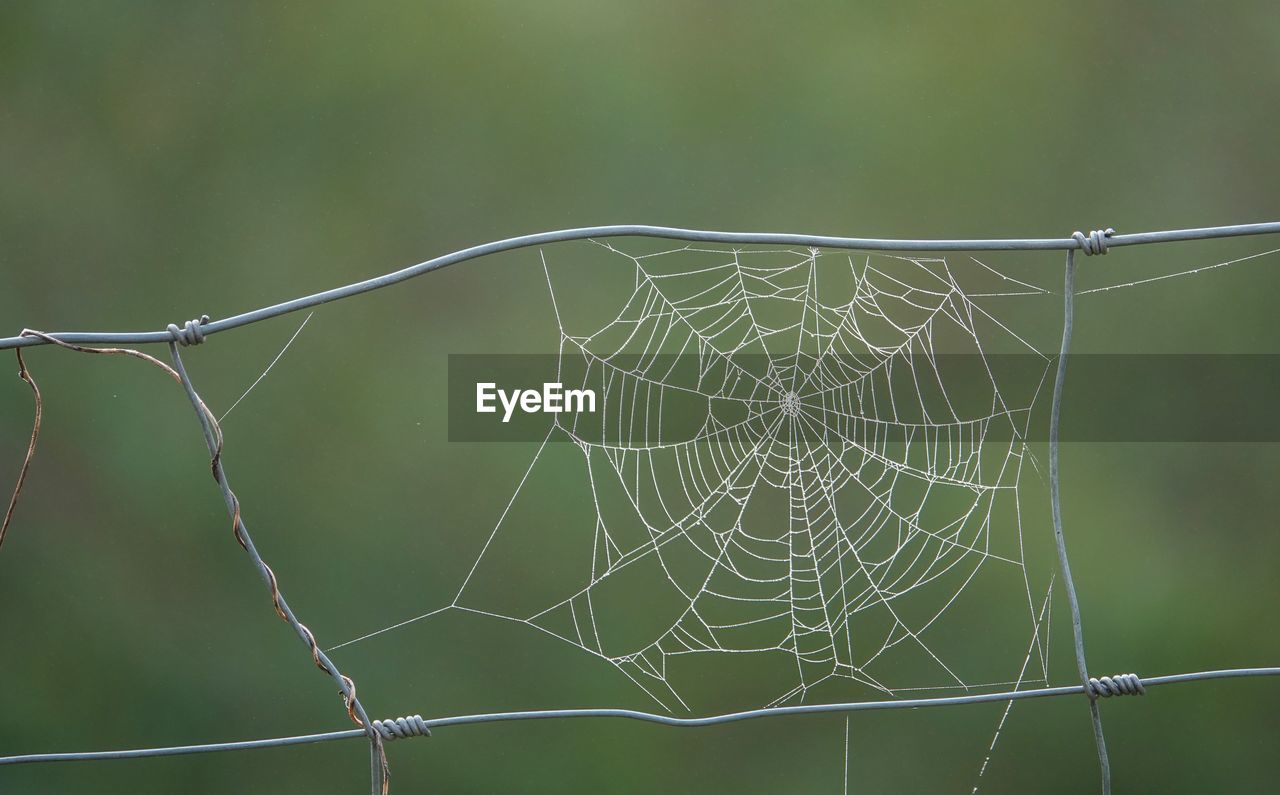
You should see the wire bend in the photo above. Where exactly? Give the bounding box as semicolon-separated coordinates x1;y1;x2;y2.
1087;673;1146;698
5;221;1280;352
372;716;431;741
1072;228;1116;256
167;315;210;346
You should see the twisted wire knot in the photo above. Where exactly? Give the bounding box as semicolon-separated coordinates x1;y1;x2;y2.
372;715;431;740
1071;228;1115;256
167;315;210;346
1086;672;1146;698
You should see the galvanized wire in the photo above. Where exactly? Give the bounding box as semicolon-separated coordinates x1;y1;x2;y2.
2;668;1277;767
2;221;1280;352
167;342;389;795
1050;242;1109;792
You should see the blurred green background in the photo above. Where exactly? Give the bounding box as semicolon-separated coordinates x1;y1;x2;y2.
2;1;1279;792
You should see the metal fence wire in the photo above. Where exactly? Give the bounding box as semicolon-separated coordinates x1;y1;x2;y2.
3;222;1280;795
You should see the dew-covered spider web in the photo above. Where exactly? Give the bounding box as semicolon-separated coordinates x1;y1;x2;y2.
339;242;1074;719
322;239;1280;789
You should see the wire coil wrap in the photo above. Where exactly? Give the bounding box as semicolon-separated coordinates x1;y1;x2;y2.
167;315;210;346
1072;228;1116;256
372;715;431;740
1087;673;1146;698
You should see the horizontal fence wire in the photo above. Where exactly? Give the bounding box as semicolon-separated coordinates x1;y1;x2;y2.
2;668;1278;766
2;221;1280;351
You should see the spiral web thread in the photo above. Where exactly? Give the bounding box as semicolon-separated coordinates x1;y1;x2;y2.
551;245;1030;704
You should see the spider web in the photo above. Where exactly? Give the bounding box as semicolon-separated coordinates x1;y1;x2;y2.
340;242;1067;720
